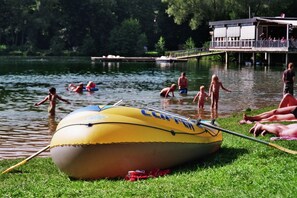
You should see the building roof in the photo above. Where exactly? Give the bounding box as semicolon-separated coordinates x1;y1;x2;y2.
209;17;297;27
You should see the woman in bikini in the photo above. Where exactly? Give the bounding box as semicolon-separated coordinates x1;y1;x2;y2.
241;105;297;123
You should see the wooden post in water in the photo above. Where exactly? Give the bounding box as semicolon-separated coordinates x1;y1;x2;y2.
225;51;228;65
267;53;271;66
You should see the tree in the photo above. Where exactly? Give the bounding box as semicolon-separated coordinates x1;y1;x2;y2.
161;0;297;30
1;0;297;55
80;35;97;56
161;0;228;30
113;0;162;50
108;18;148;56
155;36;166;55
184;37;195;50
136;33;148;56
50;35;65;56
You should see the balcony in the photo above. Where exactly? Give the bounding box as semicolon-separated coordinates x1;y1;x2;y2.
209;39;297;52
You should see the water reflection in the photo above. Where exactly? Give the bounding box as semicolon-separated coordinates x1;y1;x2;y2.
48;116;58;134
211;109;219;120
0;58;285;159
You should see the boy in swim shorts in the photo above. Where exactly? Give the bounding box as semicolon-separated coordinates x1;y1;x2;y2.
178;72;188;94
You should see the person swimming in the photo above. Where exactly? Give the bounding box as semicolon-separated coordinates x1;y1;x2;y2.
68;82;84;93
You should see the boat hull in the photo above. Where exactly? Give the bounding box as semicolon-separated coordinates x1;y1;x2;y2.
50;106;222;179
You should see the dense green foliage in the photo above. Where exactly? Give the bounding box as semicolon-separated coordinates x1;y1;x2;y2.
1;107;296;197
0;0;202;56
184;37;196;50
1;0;297;56
108;18;147;56
155;36;166;55
162;0;297;30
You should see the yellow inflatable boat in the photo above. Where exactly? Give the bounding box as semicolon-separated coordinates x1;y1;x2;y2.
50;105;222;179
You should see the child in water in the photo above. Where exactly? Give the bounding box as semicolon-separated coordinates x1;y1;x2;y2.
85;81;96;91
193;85;209;109
160;84;177;97
209;74;231;109
68;82;84;93
35;87;70;116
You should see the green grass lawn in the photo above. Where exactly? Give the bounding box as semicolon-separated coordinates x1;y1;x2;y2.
1;107;296;198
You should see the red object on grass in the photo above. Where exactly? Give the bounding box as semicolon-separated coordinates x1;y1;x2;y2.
125;169;171;181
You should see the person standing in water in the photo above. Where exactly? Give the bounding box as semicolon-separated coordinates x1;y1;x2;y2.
178;72;188;94
282;62;295;96
35;87;70;116
208;74;231;109
193;85;209;109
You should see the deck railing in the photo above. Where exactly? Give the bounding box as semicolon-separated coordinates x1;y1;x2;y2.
167;40;297;58
167;48;209;58
210;40;297;49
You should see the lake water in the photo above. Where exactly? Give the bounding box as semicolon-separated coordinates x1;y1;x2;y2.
0;57;285;159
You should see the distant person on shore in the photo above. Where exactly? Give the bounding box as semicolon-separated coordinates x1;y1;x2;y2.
249;122;297;140
35;87;70;116
282;62;295;96
68;82;84;93
193;85;209;109
178;72;188;94
208;74;231;109
160;84;177;97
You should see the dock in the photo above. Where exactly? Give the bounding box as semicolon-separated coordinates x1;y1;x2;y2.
91;56;156;62
91;55;190;63
155;56;188;63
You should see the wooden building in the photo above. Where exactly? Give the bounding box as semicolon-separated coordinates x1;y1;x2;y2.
209;16;297;65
